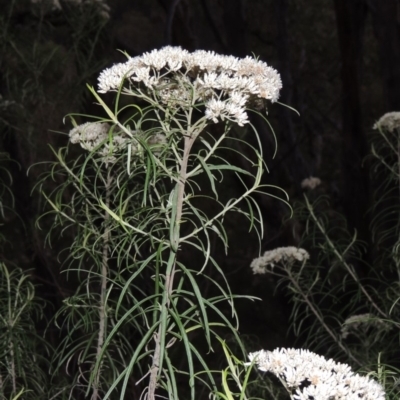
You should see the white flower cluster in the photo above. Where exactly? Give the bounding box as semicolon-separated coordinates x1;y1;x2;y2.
69;123;167;165
301;176;321;190
69;122;132;166
373;111;400;132
97;46;282;127
248;348;385;400
250;246;309;274
341;313;392;339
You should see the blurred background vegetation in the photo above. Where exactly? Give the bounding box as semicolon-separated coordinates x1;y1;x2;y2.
1;0;400;398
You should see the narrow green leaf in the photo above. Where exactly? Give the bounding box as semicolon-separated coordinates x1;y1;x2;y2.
197;154;218;198
170;306;195;398
86;85;118;124
179;264;211;347
222;369;235;400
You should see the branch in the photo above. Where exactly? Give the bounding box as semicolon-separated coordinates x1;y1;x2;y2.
304;194;387;319
92;171;112;400
285;267;363;367
147;133;196;400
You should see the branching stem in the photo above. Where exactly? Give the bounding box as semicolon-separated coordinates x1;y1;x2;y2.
92;171;112;400
285;267;362;367
147;132;196;400
304;194;387;318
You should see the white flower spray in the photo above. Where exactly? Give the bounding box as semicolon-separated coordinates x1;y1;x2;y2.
373;111;400;132
247;348;385;400
69;122;131;165
97;46;282;127
68;122;167;166
341;313;392;339
301;176;321;190
250;246;310;274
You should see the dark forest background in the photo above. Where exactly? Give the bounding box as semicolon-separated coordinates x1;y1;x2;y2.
1;0;400;396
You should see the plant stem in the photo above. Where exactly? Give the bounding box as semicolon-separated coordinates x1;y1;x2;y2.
396;129;400;281
0;373;3;398
7;272;17;396
181;155;264;242
304;194;388;318
92;171;112;400
9;338;16;395
285;267;362;367
147;133;196;400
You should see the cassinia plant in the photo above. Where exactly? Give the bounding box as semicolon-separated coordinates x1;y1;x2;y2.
39;46;286;399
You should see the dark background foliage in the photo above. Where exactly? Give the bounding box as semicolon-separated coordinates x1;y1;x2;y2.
1;0;399;386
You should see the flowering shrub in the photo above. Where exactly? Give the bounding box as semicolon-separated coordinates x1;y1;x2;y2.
40;46;285;400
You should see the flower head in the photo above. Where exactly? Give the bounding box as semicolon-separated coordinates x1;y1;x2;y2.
373;112;400;132
250;247;309;274
341;313;392;339
301;176;321;190
248;348;385;400
97;47;282;127
69;122;132;166
69;122;167;165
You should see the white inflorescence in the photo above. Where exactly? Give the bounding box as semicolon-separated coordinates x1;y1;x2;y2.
248;348;385;400
69;122;132;165
373;112;400;132
69;123;167;165
301;176;321;190
341;313;392;339
97;46;282;127
250;247;310;274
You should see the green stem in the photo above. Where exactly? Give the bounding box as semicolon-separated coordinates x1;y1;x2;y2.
147;133;196;400
304;194;387;318
285;267;362;367
9;338;16;395
6;267;17;395
0;373;3;398
92;171;112;400
181;154;264;242
396;129;400;281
